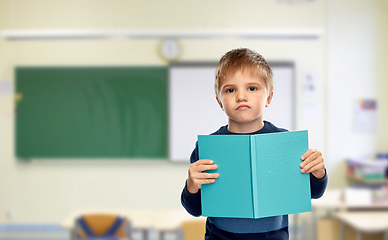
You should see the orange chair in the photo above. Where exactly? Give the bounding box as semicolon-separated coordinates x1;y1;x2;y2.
72;213;131;240
178;219;206;240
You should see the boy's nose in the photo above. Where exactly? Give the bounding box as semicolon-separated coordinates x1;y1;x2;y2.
237;92;247;102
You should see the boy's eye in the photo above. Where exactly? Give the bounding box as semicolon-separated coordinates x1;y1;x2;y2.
249;87;257;91
226;88;235;93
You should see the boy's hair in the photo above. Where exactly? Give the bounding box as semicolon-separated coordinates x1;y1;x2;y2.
214;48;273;97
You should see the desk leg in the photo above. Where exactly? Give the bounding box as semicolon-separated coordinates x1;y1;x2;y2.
159;230;164;240
312;209;318;240
340;222;345;240
70;229;76;240
293;214;298;240
159;229;182;240
356;230;362;240
385;230;388;240
140;228;149;240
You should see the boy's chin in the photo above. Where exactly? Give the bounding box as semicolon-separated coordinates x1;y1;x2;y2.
230;118;262;125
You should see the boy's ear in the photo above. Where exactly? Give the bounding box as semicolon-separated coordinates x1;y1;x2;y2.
265;91;274;107
216;96;224;110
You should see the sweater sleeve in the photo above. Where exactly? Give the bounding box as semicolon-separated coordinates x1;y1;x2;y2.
181;181;202;217
310;169;328;199
180;142;202;217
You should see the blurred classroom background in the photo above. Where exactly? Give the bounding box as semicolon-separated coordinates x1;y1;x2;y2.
0;0;387;239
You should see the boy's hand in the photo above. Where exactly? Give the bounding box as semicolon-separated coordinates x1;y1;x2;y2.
300;149;326;179
186;159;219;194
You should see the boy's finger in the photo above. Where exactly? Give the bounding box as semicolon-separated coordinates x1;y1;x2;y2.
300;149;316;161
301;161;315;173
302;162;324;174
199;178;216;185
192;173;219;188
300;150;321;167
301;156;324;173
301;156;319;170
202;172;219;179
198;164;218;173
195;159;215;165
306;163;324;173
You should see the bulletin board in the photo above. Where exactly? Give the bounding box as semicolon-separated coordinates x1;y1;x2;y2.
169;62;295;162
15;67;168;159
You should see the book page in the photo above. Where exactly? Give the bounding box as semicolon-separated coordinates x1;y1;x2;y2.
199;135;254;218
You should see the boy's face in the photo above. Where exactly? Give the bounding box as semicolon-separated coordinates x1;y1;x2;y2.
216;70;273;129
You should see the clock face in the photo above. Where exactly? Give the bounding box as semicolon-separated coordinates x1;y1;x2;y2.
159;39;181;61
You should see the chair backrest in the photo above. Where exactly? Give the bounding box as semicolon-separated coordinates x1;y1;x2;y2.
75;213;130;239
179;219;206;240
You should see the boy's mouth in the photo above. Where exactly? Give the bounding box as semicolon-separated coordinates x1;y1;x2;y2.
236;104;250;110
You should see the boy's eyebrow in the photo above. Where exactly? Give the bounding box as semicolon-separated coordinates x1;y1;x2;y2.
224;82;262;87
220;84;236;89
246;82;262;86
220;82;263;89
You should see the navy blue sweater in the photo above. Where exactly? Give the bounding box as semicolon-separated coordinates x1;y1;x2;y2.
181;121;328;239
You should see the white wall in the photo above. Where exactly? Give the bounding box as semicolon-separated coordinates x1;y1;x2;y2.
326;0;388;188
0;0;386;223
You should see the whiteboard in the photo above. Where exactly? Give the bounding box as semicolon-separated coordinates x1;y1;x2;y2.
169;62;295;162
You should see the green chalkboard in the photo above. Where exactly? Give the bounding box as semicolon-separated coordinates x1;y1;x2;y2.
15;67;168;159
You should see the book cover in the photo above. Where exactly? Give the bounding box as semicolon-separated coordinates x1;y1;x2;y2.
199;130;311;219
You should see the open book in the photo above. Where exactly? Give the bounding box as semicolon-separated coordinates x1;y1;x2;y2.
199;130;311;219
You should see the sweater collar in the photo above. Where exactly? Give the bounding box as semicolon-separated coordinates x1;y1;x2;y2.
220;121;272;135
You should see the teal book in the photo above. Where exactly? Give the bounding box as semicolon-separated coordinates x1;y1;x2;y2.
199;130;311;219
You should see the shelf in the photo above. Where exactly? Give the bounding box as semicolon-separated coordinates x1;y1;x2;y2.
347;173;388;185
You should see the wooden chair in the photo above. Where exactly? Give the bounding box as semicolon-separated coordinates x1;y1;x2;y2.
72;213;131;240
178;219;206;240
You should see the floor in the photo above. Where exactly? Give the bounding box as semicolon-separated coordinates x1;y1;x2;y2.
0;225;175;240
0;224;303;240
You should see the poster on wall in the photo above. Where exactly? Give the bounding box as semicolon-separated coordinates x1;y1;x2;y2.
353;99;377;133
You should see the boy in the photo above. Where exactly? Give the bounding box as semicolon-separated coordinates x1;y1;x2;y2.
181;48;327;240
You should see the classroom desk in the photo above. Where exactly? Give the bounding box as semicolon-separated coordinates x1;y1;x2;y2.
312;189;388;212
62;208;205;240
311;189;345;210
336;211;388;240
312;189;388;240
